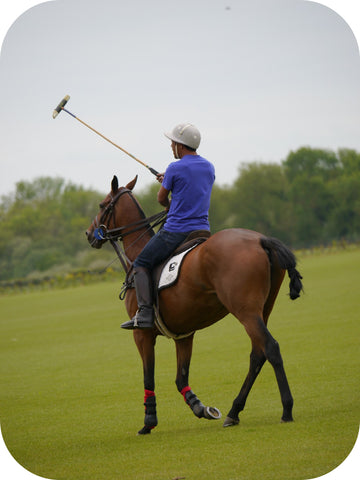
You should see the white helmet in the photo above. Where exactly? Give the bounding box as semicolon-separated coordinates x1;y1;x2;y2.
164;123;201;150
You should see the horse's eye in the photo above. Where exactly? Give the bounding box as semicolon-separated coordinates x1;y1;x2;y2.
99;203;105;209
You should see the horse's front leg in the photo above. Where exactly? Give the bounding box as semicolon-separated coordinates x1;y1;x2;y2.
175;335;222;421
133;330;158;435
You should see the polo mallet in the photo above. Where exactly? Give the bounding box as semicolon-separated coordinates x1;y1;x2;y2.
52;95;159;176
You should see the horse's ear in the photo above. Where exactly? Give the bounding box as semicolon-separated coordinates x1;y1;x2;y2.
111;175;119;194
126;175;138;191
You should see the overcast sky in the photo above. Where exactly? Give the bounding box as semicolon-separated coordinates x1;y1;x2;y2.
0;0;359;200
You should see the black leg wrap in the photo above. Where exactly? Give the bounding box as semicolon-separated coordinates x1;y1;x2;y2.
144;396;158;428
184;390;205;418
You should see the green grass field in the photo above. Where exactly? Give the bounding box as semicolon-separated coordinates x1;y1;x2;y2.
1;247;359;480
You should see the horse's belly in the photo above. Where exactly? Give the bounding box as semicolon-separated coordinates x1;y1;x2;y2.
158;286;228;333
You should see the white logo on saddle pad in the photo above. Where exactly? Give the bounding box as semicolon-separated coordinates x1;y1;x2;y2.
158;245;197;290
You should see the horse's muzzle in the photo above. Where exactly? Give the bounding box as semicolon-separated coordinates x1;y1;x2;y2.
85;229;104;249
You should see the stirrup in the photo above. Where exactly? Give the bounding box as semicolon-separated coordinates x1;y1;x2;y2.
121;308;154;330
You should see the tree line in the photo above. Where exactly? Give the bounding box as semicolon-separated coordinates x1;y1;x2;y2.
1;147;359;282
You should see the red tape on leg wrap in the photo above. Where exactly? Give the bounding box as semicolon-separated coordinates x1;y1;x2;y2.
180;386;192;401
144;389;155;403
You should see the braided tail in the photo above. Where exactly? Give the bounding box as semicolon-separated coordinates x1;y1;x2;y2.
260;237;303;300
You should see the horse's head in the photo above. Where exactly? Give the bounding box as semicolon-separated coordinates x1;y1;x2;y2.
86;175;138;249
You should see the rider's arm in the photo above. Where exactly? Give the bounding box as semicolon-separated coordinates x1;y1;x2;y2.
157;185;170;209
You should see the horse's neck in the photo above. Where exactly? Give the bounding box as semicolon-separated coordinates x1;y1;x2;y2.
123;230;151;262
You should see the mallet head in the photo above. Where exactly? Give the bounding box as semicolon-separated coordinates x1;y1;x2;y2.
52;95;70;119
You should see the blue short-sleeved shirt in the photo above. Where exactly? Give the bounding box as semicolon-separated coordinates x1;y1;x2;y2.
162;154;215;232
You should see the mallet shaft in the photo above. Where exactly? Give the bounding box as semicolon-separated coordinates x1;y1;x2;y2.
52;95;159;176
64;108;152;170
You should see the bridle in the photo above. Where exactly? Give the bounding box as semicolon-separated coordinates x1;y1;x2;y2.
89;187;167;273
91;187;135;242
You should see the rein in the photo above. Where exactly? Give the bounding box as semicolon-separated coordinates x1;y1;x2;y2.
100;210;168;242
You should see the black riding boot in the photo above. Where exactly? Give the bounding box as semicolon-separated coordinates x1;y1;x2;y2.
121;267;154;330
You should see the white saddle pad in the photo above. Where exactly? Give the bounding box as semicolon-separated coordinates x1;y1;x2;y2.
158;245;197;290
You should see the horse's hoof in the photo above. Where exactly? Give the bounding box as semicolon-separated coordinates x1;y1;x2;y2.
223;416;240;427
144;413;158;428
204;406;222;420
137;425;153;435
280;417;294;423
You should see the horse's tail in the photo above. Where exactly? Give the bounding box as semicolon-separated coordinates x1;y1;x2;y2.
260;236;303;300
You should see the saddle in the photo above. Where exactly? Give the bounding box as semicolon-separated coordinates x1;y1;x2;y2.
153;230;211;291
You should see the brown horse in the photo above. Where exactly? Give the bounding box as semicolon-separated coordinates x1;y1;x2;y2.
86;175;303;434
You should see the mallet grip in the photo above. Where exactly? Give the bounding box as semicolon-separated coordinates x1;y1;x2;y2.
147;167;160;176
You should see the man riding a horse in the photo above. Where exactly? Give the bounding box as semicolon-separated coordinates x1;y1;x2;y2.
86;123;303;434
121;123;215;330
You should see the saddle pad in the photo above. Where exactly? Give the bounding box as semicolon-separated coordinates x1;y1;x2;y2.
158;245;197;290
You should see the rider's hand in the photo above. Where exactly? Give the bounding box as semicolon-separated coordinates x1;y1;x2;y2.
156;173;165;183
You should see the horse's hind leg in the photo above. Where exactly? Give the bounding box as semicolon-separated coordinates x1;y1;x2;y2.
226;315;293;425
175;335;221;421
266;331;294;422
223;347;266;426
256;315;294;422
